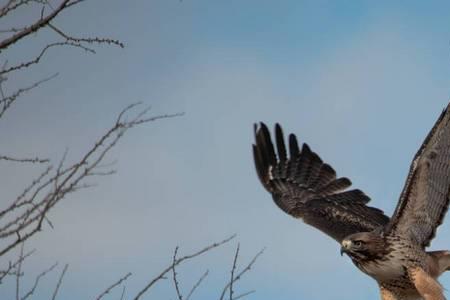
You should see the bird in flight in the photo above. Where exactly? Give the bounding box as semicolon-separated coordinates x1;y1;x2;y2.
253;104;450;300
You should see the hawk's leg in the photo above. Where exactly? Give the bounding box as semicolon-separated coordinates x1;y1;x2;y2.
408;267;445;300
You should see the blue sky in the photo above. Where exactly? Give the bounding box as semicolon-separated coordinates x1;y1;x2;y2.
2;1;450;299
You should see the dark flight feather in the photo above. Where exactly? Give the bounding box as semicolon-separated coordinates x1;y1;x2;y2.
253;123;389;243
385;103;450;248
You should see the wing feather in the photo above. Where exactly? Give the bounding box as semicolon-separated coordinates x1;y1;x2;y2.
253;123;389;243
384;103;450;248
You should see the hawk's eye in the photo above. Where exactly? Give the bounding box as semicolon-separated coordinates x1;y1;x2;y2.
353;240;363;247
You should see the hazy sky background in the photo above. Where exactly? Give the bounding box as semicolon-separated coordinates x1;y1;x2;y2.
2;1;450;300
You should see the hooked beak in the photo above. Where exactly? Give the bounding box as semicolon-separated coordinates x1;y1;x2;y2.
340;240;351;256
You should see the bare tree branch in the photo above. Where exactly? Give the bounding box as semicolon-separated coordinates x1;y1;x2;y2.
219;247;265;300
0;0;70;51
21;262;58;300
0;0;47;19
0;248;35;284
15;243;25;300
119;286;126;300
232;290;255;300
0;105;182;258
48;23;124;49
0;156;49;164
172;246;183;300
0;42;94;75
0;73;58;119
0;0;124;78
64;0;88;9
132;234;236;300
185;270;209;300
229;243;240;300
0;1;261;299
95;272;132;300
51;264;68;300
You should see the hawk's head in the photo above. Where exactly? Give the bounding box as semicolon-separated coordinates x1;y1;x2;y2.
340;232;386;261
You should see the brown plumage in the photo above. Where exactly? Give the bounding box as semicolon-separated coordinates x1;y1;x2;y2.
253;103;450;300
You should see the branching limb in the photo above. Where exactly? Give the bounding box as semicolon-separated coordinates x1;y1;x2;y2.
132;234;236;300
0;104;183;258
15;243;25;300
0;0;48;19
0;248;35;284
51;264;68;300
0;156;49;164
172;246;183;300
48;23;124;49
21;262;58;300
119;286;126;300
95;272;132;300
0;0;124;77
0;73;58;119
185;270;209;300
229;243;240;300
219;247;265;300
0;42;94;75
0;0;70;51
232;290;255;300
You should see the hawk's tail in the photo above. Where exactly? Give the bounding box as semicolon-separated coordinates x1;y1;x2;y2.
427;250;450;278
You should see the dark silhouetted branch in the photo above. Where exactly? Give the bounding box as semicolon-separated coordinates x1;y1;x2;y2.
229;243;240;300
0;156;49;164
21;263;58;300
185;270;209;300
0;42;94;75
48;23;124;49
133;235;236;300
95;272;132;300
0;104;182;258
0;0;71;51
0;73;58;119
172;246;183;300
119;286;126;300
219;247;265;300
232;290;255;300
15;243;24;300
51;264;68;300
0;248;35;284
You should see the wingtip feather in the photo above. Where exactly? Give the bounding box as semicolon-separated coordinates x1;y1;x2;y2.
275;123;287;162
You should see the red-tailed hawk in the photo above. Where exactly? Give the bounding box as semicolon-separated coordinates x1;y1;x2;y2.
253;104;450;300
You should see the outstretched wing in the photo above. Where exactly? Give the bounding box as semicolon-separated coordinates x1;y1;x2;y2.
384;103;450;248
253;123;389;243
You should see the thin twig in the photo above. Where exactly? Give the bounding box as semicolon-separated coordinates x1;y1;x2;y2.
186;270;209;300
133;234;236;300
95;272;131;300
0;105;182;258
48;23;124;48
229;243;240;300
0;155;49;164
119;286;126;300
219;247;265;300
232;290;255;300
0;73;58;119
0;0;71;51
0;249;35;283
172;246;183;300
0;0;50;19
21;263;58;300
15;243;25;300
51;264;68;300
1;41;94;75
